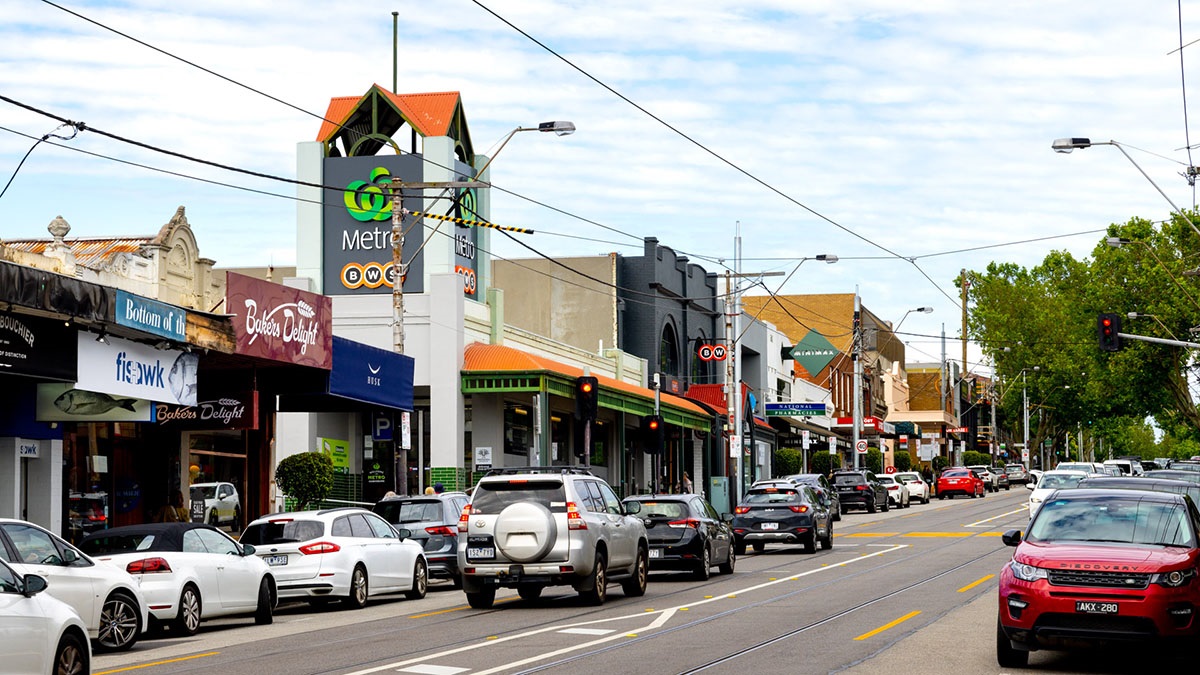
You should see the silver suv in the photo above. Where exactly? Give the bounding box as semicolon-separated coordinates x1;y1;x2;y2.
457;467;648;609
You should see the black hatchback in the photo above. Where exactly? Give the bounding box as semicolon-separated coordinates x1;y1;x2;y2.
832;470;888;513
622;494;735;581
373;492;469;587
730;484;832;554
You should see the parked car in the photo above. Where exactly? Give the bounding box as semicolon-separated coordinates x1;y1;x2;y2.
1103;459;1145;477
1055;462;1107;475
622;494;734;580
832;470;888;513
373;492;469;588
1145;469;1200;485
990;466;1011;491
783;474;842;521
240;507;427;609
968;465;1002;493
81;522;275;636
893;472;930;504
731;484;832;554
998;489;1200;667
189;482;242;530
0;558;90;675
1077;476;1200;505
1026;470;1087;520
1166;461;1200;473
0;518;148;652
457;467;648;609
1004;464;1030;485
937;468;985;499
878;475;911;508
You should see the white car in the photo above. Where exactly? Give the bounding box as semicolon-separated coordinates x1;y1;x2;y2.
0;518;148;652
189;482;242;530
80;522;275;636
878;475;911;508
893;472;930;504
1103;459;1145;476
967;465;1001;492
0;558;90;675
1026;470;1088;520
240;507;427;608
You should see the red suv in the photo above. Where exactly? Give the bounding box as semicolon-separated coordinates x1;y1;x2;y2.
997;489;1200;667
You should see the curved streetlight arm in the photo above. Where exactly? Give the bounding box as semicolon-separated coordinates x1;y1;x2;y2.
475;121;577;181
893;306;934;333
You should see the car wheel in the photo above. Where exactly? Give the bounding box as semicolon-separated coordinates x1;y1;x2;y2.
867;498;877;513
718;545;736;575
172;584;202;636
621;546;648;597
96;591;141;652
518;585;543;601
939;493;946;500
996;619;1029;668
254;578;274;625
405;560;428;600
734;541;746;557
832;503;841;521
451;574;464;590
881;497;889;512
344;565;369;609
578;551;608;606
802;531;816;554
752;542;766;553
233;507;242;531
208;509;219;527
820;521;833;550
1005;484;1011;491
466;587;496;609
693;545;712;581
54;631;89;675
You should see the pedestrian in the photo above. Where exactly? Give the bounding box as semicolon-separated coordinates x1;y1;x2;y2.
681;471;693;493
434;482;445;494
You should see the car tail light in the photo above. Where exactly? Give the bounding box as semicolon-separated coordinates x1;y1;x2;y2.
87;514;106;523
458;504;471;532
126;557;171;574
734;506;750;514
789;505;809;513
298;541;341;555
887;485;898;491
669;518;701;529
426;526;456;536
566;502;588;530
855;485;868;491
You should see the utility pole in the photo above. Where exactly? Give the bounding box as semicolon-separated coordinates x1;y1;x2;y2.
852;288;862;470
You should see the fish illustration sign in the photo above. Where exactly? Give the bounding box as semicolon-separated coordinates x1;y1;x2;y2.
35;382;154;422
75;332;198;405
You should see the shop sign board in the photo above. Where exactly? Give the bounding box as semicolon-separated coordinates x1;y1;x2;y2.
17;439;38;458
329;336;415;411
114;290;187;341
0;311;77;381
35;382;155;422
475;446;493;471
154;391;258;430
320;437;350;474
765;402;827;417
226;272;333;369
790;330;839;376
76;333;197;405
373;412;393;441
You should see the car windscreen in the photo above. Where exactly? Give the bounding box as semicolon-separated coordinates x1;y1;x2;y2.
633;501;688;519
833;474;865;486
470;480;567;514
895;473;921;482
191;486;217;500
878;476;895;485
80;533;158;555
745;489;799;503
1028;495;1196;547
1038;474;1084;490
374;500;443;524
239;519;325;545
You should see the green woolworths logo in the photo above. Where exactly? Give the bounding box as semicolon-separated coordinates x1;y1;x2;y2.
344;167;394;222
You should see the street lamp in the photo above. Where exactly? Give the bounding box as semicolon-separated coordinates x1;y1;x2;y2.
894;306;933;333
1020;366;1040;469
1051;137;1200;239
1126;312;1180;341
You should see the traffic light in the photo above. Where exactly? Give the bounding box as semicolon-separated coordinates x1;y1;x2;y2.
641;414;665;454
575;376;599;421
1097;313;1122;352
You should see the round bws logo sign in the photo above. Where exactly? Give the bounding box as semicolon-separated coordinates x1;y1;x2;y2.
697;343;728;361
340;261;400;290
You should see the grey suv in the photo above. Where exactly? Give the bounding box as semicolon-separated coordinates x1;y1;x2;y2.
457;467;649;609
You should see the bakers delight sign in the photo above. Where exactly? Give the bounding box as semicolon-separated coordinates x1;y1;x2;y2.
226;272;332;369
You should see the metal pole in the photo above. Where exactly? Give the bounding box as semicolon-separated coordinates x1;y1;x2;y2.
391;183;406;354
852;287;862;470
725;269;736;503
1022;372;1029;469
391;12;399;94
733;232;744;500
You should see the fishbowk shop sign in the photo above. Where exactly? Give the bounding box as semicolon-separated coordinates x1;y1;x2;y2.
226;272;332;369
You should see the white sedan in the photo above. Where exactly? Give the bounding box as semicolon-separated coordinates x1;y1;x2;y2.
1026;470;1089;520
0;518;148;653
878;475;911;508
0;558;90;675
893;472;930;504
241;508;428;608
81;522;276;636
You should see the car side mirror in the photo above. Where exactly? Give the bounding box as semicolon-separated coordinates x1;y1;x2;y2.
241;544;257;556
722;513;733;522
623;501;642;516
395;528;411;540
1025;482;1036;491
1002;529;1023;547
22;574;47;597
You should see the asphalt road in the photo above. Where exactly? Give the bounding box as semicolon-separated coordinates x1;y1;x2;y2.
90;488;1097;675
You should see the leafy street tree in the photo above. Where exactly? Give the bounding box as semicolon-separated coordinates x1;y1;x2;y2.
275;451;334;510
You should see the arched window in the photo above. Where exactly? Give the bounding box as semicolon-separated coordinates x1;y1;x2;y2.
659;322;680;377
691;333;710;383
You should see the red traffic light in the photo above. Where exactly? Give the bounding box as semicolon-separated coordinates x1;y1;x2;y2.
580;381;593;394
648;418;660;430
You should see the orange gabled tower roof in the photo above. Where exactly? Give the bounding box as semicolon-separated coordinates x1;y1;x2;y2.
315;85;470;161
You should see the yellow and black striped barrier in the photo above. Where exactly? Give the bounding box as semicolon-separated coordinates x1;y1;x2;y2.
409;211;534;234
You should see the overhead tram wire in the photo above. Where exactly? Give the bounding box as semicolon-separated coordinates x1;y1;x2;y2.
1175;0;1197;201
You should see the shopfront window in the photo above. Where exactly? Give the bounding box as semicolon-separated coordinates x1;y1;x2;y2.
503;403;532;457
186;431;245;522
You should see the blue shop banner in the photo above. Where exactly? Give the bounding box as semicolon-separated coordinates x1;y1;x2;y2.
115;290;187;341
328;336;414;411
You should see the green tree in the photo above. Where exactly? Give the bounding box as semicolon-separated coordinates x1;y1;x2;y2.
773;447;802;476
275;451;334;510
865;449;882;474
811;452;841;477
893;451;912;472
962;450;991;467
933;455;949;472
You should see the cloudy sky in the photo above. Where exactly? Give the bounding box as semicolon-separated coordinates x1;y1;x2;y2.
1;1;1197;371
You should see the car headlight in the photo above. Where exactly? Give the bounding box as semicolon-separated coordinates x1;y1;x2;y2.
1152;569;1196;588
1029;496;1042;504
1010;561;1048;582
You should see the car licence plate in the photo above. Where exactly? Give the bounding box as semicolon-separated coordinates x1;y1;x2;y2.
468;547;495;559
264;555;288;567
761;522;779;530
649;548;661;559
1075;601;1118;614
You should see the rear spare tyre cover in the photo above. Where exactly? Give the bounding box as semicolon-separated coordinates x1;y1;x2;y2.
495;501;558;563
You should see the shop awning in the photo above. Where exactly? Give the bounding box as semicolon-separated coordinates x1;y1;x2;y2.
278;336;414;412
461;342;711;431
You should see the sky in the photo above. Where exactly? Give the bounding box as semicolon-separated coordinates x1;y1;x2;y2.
1;0;1198;374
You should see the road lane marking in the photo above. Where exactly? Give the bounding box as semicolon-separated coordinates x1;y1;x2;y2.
976;532;1004;537
94;653;220;675
853;610;922;641
559;628;615;635
957;574;996;593
341;546;908;675
839;532;900;537
398;666;469;675
963;506;1028;528
900;532;973;538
